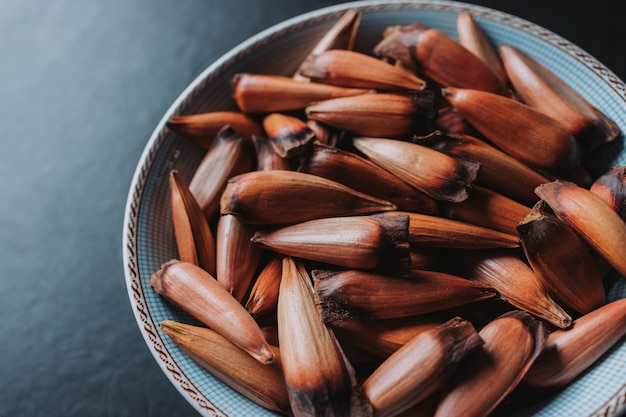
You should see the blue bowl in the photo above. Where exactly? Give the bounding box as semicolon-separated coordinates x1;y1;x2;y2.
123;1;626;415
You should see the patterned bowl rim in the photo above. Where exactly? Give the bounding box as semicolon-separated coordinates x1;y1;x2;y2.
122;1;626;416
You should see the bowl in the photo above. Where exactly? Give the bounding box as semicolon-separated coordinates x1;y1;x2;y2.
122;1;626;416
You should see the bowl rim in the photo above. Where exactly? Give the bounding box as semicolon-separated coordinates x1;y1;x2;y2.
122;1;626;416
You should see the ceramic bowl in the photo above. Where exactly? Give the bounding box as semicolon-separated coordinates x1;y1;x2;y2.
122;1;626;415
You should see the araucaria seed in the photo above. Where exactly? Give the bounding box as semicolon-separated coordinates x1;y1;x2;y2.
169;170;216;275
500;44;620;153
414;130;548;206
216;214;263;303
251;213;411;276
438;185;531;236
160;320;290;415
313;269;497;322
459;249;572;329
456;12;507;84
517;201;605;314
292;9;362;81
536;180;626;278
188;126;255;220
299;142;438;214
442;87;581;176
233;73;374;114
150;260;275;365
166;111;264;147
362;317;483;417
278;257;371;416
220;170;396;224
435;311;547;417
374;23;509;95
403;210;520;249
524;298;626;388
245;255;283;317
299;49;427;91
352;136;480;203
330;315;443;358
306;91;436;138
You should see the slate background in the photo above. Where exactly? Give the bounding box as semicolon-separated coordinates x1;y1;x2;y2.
1;1;624;416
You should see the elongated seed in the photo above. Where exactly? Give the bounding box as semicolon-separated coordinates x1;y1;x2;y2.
216;214;263;302
299;49;427;91
251;135;293;171
353;136;480;203
169;171;216;275
457;12;507;84
459;249;572;329
251;213;410;276
188;126;255;220
517;201;605;314
293;9;362;81
263;113;315;158
245;255;283;317
167;111;264;147
500;44;620;153
536;180;626;278
220;170;396;224
233;73;374;114
299;142;438;214
151;260;275;365
170;171;198;265
306;91;435;138
363;317;483;417
401;210;520;249
160;320;290;415
442;87;581;176
439;185;531;236
524;298;626;388
374;24;508;95
435;311;546;417
414;130;548;206
313;269;496;322
330;315;443;358
278;257;371;416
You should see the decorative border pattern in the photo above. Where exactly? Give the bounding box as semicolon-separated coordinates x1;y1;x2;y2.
124;129;223;415
592;384;626;417
122;1;626;416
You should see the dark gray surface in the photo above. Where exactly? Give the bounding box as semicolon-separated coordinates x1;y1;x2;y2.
0;1;624;416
